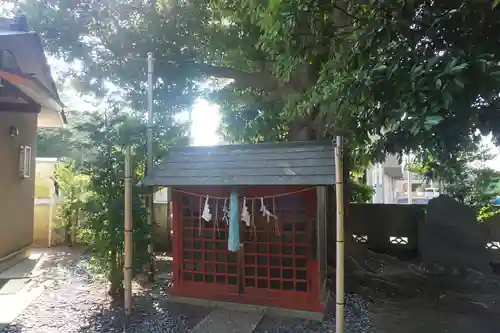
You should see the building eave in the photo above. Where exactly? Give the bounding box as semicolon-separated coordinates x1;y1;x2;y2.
0;69;66;127
0;28;66;127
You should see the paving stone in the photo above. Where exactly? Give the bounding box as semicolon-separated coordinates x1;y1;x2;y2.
190;309;263;333
0;278;30;295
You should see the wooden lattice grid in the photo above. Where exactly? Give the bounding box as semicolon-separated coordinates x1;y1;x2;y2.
179;193;312;293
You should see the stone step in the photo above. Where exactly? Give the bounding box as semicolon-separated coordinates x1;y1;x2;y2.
0;253;41;280
190;308;264;333
0;248;31;275
0;278;30;295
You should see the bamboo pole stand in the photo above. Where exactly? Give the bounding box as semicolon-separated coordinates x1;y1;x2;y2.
335;136;345;333
124;147;133;316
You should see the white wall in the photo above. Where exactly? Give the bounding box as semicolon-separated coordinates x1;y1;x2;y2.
366;164;398;204
366;165;376;202
154;187;169;203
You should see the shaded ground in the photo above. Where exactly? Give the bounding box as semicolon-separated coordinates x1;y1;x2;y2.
2;251;210;333
3;247;500;332
255;292;499;333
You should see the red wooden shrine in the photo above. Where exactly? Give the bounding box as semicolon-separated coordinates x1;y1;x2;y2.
142;142;333;315
171;186;323;312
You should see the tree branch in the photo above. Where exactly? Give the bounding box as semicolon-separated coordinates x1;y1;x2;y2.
157;57;316;103
332;3;361;22
190;64;268;88
186;63;301;102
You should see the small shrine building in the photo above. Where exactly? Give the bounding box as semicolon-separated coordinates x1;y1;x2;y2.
141;141;336;317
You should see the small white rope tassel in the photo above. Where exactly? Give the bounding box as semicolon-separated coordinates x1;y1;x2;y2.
222;198;229;225
201;195;212;222
260;197;276;223
273;196;280;236
215;198;220;237
241;197;251;227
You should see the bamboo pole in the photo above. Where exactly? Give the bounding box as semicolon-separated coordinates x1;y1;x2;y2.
71;213;77;246
407;153;413;204
124;147;133;317
334;135;345;333
47;186;54;248
166;187;173;250
146;52;155;282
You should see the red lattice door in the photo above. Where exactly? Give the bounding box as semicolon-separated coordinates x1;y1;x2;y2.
177;194;238;295
242;192;317;308
175;190;318;310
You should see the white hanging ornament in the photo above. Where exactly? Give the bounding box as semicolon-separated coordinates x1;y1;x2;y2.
214;198;220;237
272;196;280;236
201;195;212;222
222;198;229;225
241;197;251;227
260;197;276;223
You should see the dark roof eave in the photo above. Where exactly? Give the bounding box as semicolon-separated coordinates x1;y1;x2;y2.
0;30;62;104
0;69;66;124
139;180;336;187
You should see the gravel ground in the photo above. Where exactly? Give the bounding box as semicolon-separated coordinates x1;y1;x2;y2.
255;291;500;333
3;251;210;333
3;248;500;333
255;294;371;333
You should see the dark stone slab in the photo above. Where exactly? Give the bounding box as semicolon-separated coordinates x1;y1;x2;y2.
419;195;490;272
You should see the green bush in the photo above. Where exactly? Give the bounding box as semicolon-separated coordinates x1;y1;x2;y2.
477;204;500;222
350;182;374;203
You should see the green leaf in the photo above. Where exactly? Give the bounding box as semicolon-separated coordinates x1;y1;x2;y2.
435;78;442;89
490;71;500;83
454;77;464;88
425;115;444;127
427;55;441;70
430;104;441;114
443;92;453;109
494;0;500;8
412;64;424;75
450;63;468;75
478;60;487;73
411;121;421;135
373;64;387;72
388;63;399;78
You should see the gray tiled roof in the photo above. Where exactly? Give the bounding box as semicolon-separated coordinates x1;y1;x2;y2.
142;141;336;187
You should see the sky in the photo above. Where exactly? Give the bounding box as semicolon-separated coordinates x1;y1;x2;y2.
481;135;500;171
190;100;221;146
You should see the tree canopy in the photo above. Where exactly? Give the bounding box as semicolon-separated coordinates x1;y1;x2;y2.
13;0;500;166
